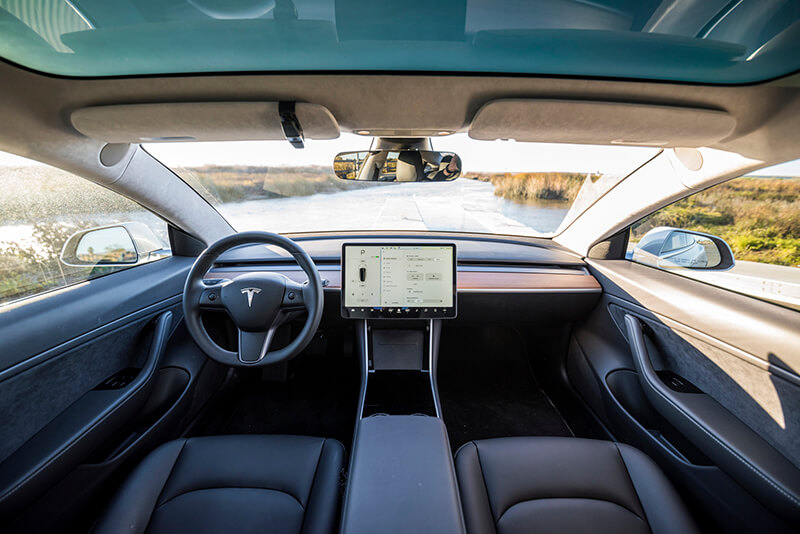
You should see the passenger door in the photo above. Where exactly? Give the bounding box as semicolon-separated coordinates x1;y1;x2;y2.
569;168;800;532
0;155;222;532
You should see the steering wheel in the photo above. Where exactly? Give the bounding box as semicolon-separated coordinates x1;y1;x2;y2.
182;231;324;367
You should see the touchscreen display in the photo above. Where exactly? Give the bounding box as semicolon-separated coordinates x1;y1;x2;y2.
341;244;456;319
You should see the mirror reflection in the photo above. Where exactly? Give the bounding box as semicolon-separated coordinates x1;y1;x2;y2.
632;227;730;270
74;227;137;265
333;150;461;182
658;231;722;269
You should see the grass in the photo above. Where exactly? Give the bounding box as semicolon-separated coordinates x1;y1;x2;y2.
632;177;800;266
463;171;587;202
463;171;799;267
175;165;377;204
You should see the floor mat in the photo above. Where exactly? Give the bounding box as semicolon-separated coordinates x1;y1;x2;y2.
188;351;359;450
438;326;573;451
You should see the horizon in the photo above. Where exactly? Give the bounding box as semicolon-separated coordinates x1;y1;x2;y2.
0;133;799;176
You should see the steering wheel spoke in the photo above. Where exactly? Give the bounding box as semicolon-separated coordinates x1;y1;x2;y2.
198;286;227;310
281;279;307;310
238;328;277;363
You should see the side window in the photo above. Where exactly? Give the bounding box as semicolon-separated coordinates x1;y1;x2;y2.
629;159;799;311
0;152;171;307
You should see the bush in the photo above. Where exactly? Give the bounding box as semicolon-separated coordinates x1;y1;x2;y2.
464;172;586;202
632;177;800;266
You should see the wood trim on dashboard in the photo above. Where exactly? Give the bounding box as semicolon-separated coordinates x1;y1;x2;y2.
206;268;601;292
457;270;601;292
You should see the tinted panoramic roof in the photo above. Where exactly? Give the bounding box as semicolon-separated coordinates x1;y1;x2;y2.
1;0;799;83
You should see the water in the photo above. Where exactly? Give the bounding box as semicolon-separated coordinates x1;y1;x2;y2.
0;181;570;246
219;179;569;236
0;211;169;250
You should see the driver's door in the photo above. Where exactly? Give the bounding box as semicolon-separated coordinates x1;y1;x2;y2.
0;157;222;532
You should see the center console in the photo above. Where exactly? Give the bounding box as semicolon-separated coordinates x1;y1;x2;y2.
340;243;465;534
341;415;465;533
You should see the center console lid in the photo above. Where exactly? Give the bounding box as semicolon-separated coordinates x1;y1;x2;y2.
341;415;466;534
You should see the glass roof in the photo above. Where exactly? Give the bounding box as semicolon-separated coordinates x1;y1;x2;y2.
1;0;799;83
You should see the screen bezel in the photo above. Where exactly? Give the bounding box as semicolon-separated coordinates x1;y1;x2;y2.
340;242;457;320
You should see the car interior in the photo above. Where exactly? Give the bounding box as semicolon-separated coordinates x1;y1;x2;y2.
1;1;799;533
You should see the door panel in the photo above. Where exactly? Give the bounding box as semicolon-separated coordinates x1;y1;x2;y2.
0;259;191;460
623;313;800;525
0;311;173;518
0;256;223;531
607;302;800;468
570;259;800;532
590;261;800;372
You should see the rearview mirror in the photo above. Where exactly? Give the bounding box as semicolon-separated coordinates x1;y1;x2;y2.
632;227;735;270
333;150;462;182
60;222;168;267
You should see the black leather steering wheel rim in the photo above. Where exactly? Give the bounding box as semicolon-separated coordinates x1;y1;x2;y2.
182;231;324;367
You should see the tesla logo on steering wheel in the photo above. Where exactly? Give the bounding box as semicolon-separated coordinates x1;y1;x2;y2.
241;287;262;307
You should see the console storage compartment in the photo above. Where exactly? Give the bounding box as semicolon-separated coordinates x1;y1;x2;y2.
358;320;441;417
363;371;436;416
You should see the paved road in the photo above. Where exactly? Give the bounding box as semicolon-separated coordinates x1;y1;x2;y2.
221;179;568;236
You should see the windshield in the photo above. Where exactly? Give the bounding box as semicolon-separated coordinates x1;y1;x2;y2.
146;135;657;237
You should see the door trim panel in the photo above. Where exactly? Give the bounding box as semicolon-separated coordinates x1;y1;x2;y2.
605;295;800;389
588;259;800;377
582;258;800;529
0;311;173;520
624;314;800;526
0;295;181;382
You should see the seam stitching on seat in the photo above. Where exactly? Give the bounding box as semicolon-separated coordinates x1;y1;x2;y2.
613;442;649;526
155;485;305;511
299;438;326;534
472;442;499;534
154;439;187;508
495;496;651;525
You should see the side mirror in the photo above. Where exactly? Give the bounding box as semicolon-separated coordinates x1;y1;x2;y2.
333;150;461;182
60;222;168;267
632;227;735;270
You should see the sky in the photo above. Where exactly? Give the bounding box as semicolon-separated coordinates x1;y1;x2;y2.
1;134;799;175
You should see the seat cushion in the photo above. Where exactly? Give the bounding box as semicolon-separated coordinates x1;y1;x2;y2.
93;435;345;534
454;437;698;534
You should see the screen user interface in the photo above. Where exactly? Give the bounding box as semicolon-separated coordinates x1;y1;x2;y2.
343;245;454;310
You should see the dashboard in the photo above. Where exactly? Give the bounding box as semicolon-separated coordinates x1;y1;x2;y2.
206;234;603;324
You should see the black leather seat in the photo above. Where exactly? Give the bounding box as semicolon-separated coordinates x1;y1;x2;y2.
93;435;345;534
455;437;698;534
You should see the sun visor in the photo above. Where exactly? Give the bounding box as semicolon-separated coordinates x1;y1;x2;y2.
71;102;340;143
469;99;736;147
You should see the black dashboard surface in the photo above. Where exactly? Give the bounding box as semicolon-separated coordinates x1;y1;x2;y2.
215;233;585;267
206;234;601;324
